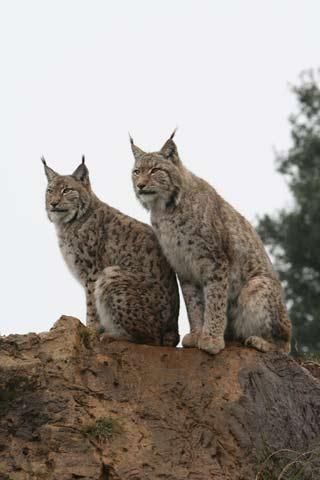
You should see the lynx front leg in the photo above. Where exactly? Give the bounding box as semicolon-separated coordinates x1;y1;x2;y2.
180;281;204;348
85;283;100;329
198;261;229;355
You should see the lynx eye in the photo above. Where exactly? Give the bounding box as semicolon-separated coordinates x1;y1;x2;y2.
47;188;53;194
133;169;140;176
62;187;73;194
150;168;161;175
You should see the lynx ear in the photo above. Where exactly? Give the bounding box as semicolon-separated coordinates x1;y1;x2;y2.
72;155;90;185
129;135;146;161
160;129;180;164
41;156;58;182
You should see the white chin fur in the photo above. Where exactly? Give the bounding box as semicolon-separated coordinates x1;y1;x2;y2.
137;193;157;209
139;193;156;201
48;210;76;224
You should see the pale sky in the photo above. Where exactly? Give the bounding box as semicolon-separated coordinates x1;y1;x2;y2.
0;0;319;337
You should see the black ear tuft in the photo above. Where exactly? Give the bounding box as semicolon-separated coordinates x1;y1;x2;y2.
130;135;146;160
169;127;178;140
160;130;180;164
72;157;90;185
42;156;58;182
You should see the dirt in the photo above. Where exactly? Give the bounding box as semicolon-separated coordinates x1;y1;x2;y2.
0;316;319;480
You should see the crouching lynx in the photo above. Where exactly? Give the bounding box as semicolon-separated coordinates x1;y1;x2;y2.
42;156;179;346
130;132;291;355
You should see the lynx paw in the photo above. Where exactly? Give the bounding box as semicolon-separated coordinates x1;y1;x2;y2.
99;332;119;344
244;336;271;353
198;334;225;355
162;331;180;347
99;332;130;344
182;332;200;348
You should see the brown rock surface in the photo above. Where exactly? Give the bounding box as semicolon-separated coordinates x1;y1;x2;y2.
0;316;320;480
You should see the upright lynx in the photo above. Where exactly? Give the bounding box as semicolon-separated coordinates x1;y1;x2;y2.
42;156;179;346
131;132;291;355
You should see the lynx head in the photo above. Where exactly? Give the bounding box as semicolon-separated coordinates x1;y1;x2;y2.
42;155;92;224
131;130;184;210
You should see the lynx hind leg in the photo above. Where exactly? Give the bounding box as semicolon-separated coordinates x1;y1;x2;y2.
244;336;275;353
94;267;130;340
245;334;291;354
234;276;291;354
94;266;175;346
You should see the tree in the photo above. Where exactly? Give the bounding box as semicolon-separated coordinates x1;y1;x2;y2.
257;70;320;354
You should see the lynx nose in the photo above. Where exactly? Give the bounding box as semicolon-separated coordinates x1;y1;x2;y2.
137;182;146;191
51;200;59;208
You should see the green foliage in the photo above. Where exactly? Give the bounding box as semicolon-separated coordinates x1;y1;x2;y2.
257;70;320;354
82;417;122;440
79;326;95;349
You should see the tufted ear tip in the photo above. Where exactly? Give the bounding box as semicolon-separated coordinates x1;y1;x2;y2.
42;157;59;181
130;135;146;160
160;129;180;164
169;127;178;140
72;159;90;184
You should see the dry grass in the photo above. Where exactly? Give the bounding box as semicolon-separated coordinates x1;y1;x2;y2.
256;445;320;479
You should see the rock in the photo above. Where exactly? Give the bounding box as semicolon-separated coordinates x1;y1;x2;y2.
0;316;319;479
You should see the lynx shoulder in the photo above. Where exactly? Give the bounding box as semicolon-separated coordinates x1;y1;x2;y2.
42;155;179;346
130;133;291;355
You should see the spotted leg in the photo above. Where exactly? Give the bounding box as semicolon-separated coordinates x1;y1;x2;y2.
85;282;100;329
180;281;204;348
198;260;229;355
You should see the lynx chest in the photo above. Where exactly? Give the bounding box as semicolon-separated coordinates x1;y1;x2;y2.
57;227;98;286
151;212;200;283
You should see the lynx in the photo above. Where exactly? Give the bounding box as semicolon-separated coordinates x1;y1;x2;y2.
130;132;291;355
42;156;179;346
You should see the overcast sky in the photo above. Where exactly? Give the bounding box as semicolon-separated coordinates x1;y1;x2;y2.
0;1;319;338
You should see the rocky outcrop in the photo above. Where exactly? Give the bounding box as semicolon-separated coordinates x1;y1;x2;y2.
0;316;320;480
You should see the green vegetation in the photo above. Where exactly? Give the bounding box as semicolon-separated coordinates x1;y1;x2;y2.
79;326;96;349
82;417;122;440
257;70;320;354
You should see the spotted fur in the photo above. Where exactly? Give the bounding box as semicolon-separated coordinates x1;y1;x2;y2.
130;134;291;355
42;156;180;346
